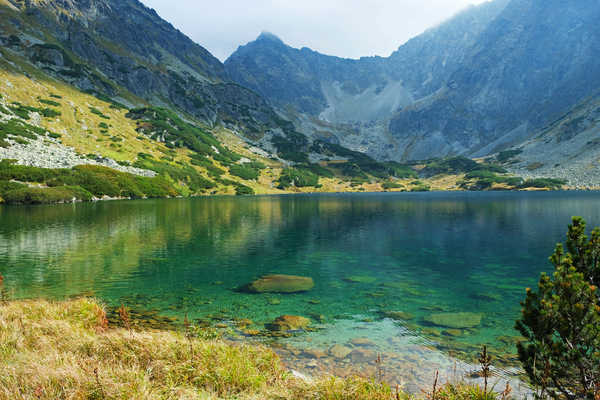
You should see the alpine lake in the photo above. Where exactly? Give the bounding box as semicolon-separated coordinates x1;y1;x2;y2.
2;191;600;394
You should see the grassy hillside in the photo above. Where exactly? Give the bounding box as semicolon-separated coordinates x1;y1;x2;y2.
0;297;510;399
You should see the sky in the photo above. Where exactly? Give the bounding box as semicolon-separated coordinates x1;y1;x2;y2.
139;0;489;62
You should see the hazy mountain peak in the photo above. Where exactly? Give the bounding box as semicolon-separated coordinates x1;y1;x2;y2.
256;31;283;43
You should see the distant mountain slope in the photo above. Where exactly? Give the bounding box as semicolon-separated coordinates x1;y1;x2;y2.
502;93;600;188
225;0;600;168
389;0;600;160
225;0;508;125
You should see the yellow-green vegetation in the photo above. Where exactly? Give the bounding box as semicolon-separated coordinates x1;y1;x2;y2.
0;298;509;400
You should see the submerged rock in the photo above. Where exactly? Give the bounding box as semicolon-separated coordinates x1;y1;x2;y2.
329;344;352;359
343;275;377;284
242;275;314;293
469;292;501;302
380;311;415;321
349;348;377;363
266;315;311;331
424;312;482;329
442;329;464;337
350;337;375;347
302;348;327;359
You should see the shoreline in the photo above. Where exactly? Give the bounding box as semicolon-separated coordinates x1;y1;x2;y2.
2;186;600;207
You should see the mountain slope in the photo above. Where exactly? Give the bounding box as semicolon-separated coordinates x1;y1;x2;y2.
389;0;600;160
225;0;600;172
0;0;282;136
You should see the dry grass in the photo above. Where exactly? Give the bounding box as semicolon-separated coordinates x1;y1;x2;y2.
0;298;401;400
0;298;507;400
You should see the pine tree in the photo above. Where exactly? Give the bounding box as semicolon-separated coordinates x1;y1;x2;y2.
516;217;600;399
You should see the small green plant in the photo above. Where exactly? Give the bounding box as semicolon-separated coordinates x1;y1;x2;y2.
117;304;132;335
38;99;61;107
229;164;260;180
478;346;492;396
89;107;110;120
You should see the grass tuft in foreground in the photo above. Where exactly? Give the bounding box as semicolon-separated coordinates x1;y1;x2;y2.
0;298;512;399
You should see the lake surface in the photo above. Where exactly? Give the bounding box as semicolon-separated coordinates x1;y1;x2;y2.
2;191;600;393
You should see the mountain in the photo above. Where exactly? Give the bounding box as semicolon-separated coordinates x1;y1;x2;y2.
3;0;477;204
225;0;600;171
0;0;282;136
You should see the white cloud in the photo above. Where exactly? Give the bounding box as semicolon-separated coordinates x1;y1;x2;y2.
139;0;489;61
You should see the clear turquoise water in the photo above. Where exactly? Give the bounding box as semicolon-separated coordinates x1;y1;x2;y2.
2;191;600;392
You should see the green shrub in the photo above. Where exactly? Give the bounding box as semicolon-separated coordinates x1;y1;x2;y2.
126;107;242;165
38;99;61;107
496;149;522;163
8;102;60;119
0;180;26;197
89;107;110;119
278;167;319;189
189;156;224;177
229;164;260;180
518;178;566;190
133;157;215;193
411;184;431;192
0;160;178;199
516;217;600;399
235;184;255;195
98;122;109;130
2;186;93;204
382;181;404;190
421;156;507;178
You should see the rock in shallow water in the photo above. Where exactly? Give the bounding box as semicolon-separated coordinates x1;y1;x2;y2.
380;310;415;320
343;275;377;284
329;344;352;359
266;315;311;331
242;274;314;293
424;312;482;329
